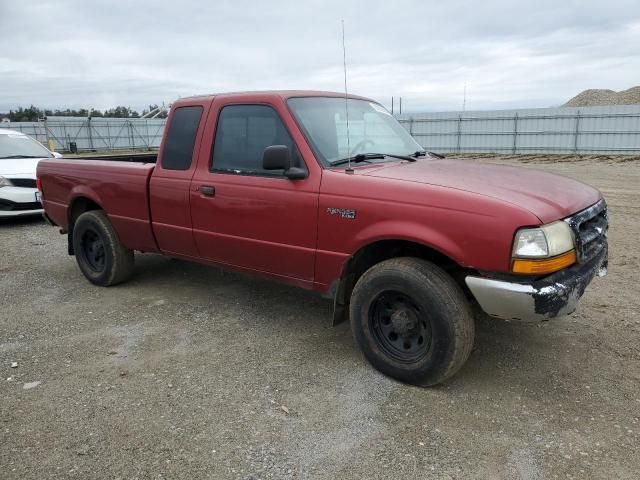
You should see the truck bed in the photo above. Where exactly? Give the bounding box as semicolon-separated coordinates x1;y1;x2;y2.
37;158;158;252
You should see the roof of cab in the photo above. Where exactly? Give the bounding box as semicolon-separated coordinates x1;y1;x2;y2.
174;90;373;104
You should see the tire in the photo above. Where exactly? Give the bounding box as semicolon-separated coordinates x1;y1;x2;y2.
349;257;475;386
72;210;134;286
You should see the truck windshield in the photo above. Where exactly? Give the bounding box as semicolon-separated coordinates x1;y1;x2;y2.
287;97;424;167
0;133;53;159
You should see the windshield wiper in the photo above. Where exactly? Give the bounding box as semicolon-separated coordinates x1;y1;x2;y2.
0;155;43;159
329;152;416;167
329;153;382;166
408;150;446;159
381;153;417;162
410;150;446;159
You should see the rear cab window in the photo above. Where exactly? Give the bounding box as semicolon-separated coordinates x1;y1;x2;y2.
211;104;305;177
161;106;203;170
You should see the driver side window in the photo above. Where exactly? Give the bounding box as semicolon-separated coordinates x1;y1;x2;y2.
211;104;304;176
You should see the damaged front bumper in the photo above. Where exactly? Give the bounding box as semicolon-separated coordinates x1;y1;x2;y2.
465;247;608;321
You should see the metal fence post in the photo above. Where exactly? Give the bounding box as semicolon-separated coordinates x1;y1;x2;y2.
43;117;51;149
512;113;518;154
88;117;94;150
145;120;150;149
62;122;69;151
574;110;581;153
456;115;462;153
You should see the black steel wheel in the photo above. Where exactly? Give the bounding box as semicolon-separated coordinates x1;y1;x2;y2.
79;228;106;273
72;210;134;286
369;291;432;363
350;257;475;386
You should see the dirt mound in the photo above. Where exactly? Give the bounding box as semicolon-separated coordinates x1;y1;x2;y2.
564;86;640;107
617;86;640;105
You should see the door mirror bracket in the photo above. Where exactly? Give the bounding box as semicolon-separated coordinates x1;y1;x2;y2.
284;167;307;180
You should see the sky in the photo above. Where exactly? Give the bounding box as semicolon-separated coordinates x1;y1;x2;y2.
1;0;639;113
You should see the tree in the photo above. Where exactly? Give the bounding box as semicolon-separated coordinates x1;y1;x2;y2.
103;106;139;118
8;106;43;122
3;104;164;120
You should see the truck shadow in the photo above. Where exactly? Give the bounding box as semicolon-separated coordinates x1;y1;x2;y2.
0;215;44;227
129;254;590;393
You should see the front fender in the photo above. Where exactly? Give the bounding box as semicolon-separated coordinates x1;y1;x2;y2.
349;219;468;267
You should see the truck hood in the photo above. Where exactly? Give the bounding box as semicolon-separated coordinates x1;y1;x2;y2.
360;159;601;223
0;157;47;177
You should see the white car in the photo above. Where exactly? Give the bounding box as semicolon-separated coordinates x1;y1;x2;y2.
0;128;62;218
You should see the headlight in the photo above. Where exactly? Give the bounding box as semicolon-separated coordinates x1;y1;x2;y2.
0;176;12;188
512;221;574;258
512;221;576;275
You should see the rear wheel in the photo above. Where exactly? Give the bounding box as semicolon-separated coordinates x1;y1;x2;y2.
72;210;134;286
349;257;475;386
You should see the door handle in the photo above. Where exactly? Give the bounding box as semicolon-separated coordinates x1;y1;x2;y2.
199;185;215;197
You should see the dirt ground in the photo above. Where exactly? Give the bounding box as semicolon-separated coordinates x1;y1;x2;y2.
1;156;638;479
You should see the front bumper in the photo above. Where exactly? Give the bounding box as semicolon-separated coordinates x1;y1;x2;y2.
0;186;42;217
0;208;43;218
465;246;608;321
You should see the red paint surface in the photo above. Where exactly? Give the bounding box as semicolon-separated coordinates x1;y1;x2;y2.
38;91;602;293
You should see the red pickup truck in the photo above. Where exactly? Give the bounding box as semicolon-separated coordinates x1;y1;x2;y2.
37;91;608;386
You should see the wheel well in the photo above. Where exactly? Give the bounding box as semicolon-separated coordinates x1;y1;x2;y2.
67;197;102;255
331;240;463;325
347;240;459;281
69;197;102;225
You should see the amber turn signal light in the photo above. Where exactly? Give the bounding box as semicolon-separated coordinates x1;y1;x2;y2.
511;250;577;275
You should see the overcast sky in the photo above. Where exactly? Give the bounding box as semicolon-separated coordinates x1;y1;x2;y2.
1;0;639;113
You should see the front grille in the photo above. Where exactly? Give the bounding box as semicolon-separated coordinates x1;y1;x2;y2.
9;178;37;188
0;199;42;211
565;199;608;263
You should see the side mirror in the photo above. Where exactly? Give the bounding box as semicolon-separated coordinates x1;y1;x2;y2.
263;145;291;170
51;152;63;159
263;145;307;180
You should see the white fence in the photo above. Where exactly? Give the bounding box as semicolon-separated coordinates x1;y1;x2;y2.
2;104;640;155
397;104;640;154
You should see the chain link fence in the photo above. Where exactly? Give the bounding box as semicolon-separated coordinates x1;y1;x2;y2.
2;104;640;155
0;116;165;152
397;104;640;154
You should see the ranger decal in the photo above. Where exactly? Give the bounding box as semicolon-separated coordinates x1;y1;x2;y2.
326;207;356;220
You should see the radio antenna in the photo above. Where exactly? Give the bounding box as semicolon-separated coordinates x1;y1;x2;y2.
341;19;352;172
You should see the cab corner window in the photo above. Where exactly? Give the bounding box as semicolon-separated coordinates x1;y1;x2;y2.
161;106;203;170
211;104;303;176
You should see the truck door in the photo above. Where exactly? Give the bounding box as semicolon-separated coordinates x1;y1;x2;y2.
149;101;209;257
190;99;321;285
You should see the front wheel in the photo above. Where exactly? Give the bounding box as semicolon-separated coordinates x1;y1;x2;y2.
349;258;475;386
72;210;134;286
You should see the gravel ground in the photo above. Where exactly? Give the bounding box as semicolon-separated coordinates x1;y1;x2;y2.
1;156;639;479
